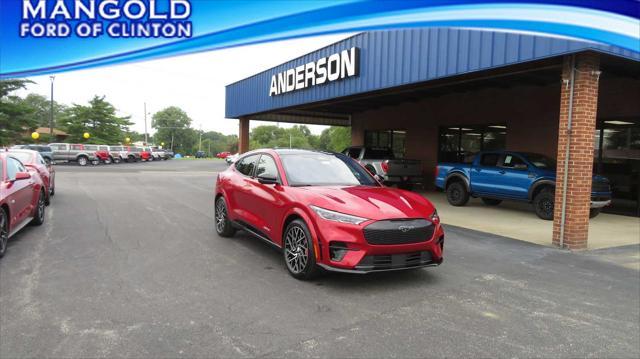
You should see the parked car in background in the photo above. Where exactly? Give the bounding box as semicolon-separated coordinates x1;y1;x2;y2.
49;143;99;166
11;144;54;165
151;147;165;161
0;152;46;258
140;147;153;161
121;146;141;162
163;150;174;159
195;151;206;158
108;145;126;163
93;145;113;164
435;151;612;219
214;149;444;280
225;153;239;165
216;151;231;159
343;146;423;190
8;149;55;204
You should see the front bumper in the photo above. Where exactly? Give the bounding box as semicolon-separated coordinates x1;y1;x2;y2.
591;193;612;208
313;218;444;273
591;199;611;208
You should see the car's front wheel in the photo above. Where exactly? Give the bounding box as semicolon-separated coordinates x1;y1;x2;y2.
215;197;236;237
31;191;45;226
533;188;555;220
283;219;320;280
104;157;112;164
0;209;8;258
77;156;88;166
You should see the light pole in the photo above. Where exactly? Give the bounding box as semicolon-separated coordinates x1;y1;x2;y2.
198;124;202;152
49;76;55;138
143;102;148;145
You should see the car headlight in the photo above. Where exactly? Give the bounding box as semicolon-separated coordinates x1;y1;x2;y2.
310;205;369;225
430;209;440;224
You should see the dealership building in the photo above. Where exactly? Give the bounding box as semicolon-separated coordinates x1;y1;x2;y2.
225;28;640;250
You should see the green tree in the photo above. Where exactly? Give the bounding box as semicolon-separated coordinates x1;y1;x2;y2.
21;93;66;128
60;96;132;144
152;106;194;153
318;126;351;152
0;79;37;146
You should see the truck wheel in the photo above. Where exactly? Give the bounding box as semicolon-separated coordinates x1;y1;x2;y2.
446;182;469;206
481;198;502;206
589;208;602;218
77;156;88;166
533;188;555;220
104;157;112;165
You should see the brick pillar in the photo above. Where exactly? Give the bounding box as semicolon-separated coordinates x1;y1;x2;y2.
552;53;600;250
238;117;250;153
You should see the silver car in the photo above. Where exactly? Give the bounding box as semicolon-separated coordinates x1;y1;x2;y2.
48;143;98;166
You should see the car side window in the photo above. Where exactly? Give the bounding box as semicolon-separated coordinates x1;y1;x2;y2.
6;158;20;181
235;155;259;176
480;153;499;167
501;154;528;170
71;145;82;150
255;155;279;179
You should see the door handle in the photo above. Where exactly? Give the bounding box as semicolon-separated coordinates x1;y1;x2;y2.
475;168;481;172
499;170;506;175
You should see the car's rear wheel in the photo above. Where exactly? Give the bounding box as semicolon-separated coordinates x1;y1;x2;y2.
481;198;502;206
31;191;45;226
283;219;319;280
446;181;469;206
215;197;236;237
77;156;88;166
0;209;8;258
589;208;602;218
533;188;555;220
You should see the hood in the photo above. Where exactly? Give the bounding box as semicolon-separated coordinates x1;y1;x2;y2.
294;186;435;221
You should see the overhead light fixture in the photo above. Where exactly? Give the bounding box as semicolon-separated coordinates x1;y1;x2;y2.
489;125;507;129
448;127;474;131
467;133;482;136
604;120;634;125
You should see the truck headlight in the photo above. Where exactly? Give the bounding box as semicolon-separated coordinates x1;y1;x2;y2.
310;205;369;225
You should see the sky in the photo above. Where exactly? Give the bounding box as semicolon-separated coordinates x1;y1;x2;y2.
19;33;353;136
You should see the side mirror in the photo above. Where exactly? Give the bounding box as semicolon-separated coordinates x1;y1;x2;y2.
257;174;278;185
14;172;31;181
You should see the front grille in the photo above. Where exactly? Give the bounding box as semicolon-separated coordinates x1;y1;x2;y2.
363;219;434;245
356;251;434;271
592;181;611;193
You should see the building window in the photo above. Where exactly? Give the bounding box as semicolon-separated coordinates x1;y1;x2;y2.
594;118;640;216
438;125;506;163
364;130;406;158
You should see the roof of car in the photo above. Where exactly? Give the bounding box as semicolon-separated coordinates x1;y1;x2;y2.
273;148;335;155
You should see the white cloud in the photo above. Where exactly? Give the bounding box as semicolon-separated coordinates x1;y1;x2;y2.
20;33;354;136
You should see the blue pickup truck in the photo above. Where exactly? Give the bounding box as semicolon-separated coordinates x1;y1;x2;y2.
435;151;612;220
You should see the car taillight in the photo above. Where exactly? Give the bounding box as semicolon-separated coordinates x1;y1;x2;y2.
381;160;389;173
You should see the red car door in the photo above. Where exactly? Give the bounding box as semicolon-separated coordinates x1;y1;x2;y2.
5;157;36;226
227;154;261;224
246;154;289;244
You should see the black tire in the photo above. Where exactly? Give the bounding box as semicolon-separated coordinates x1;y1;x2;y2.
481;198;502;206
128;156;137;163
446;181;469;206
0;208;8;258
77;156;88;166
31;191;45;226
50;178;55;196
589;208;602;219
283;219;320;280
214;197;236;237
533;188;555;220
105;156;113;165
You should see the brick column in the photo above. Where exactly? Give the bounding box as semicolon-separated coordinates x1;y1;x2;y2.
552;53;600;250
238;117;250;154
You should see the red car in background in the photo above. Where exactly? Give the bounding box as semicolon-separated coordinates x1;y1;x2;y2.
94;145;113;164
140;147;152;161
214;149;444;280
8;149;55;205
0;152;46;258
216;152;231;159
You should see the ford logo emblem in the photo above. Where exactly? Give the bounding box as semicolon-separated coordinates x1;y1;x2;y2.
398;225;414;233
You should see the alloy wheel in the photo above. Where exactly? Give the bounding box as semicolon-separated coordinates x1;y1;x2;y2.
0;211;8;256
215;199;227;233
37;193;45;222
284;226;309;274
539;198;553;217
78;157;87;166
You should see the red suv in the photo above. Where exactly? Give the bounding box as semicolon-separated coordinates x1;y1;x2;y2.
140;147;152;161
214;149;444;280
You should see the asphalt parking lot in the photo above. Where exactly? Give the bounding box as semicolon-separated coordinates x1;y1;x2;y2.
1;159;638;358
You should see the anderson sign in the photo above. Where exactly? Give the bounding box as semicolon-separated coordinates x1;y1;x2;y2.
269;47;360;96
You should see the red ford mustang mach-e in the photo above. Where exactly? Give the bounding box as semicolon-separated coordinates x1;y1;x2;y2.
214;149;444;279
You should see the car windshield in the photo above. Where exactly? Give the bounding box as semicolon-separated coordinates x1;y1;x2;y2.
522;153;556;169
9;151;33;164
280;152;378;187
